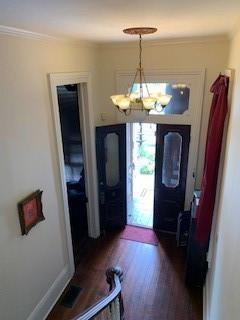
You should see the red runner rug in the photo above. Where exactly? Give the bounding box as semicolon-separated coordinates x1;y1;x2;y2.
120;225;158;246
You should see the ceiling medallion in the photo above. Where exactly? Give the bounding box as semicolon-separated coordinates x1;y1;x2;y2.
110;27;172;115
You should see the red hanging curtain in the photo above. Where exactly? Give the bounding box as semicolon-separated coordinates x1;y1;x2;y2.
195;74;229;247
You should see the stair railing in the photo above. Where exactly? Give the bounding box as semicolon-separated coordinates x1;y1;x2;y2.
73;267;124;320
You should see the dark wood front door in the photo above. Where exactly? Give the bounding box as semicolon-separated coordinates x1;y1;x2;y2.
96;124;127;231
153;124;190;232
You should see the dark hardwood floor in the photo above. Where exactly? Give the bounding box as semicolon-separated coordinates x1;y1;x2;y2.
47;231;202;320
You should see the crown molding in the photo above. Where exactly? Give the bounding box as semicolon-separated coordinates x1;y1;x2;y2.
0;25;99;48
0;24;229;49
99;34;229;49
0;25;58;40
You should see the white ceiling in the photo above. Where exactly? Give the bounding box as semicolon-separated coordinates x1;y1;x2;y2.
0;0;240;42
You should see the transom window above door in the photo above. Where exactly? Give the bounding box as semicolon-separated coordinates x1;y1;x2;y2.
129;83;190;115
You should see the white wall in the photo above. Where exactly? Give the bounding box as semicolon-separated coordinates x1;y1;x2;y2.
98;37;229;187
205;25;240;320
0;35;100;320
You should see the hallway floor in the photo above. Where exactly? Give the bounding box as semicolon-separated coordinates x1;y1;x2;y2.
47;231;202;320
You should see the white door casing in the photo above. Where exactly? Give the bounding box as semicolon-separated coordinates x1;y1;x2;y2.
49;72;100;275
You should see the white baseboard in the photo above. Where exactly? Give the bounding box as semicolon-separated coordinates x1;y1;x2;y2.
27;265;72;320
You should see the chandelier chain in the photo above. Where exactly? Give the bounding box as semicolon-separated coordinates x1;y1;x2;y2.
139;34;143;98
139;34;142;70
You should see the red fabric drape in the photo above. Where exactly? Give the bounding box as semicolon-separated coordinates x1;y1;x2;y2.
195;75;229;246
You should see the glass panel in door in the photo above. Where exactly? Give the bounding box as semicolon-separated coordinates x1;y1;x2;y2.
105;133;120;187
162;132;182;188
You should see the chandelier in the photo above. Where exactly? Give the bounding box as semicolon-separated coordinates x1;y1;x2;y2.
110;27;172;115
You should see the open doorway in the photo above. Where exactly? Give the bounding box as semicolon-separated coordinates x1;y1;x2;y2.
96;123;191;233
57;84;88;266
127;123;156;228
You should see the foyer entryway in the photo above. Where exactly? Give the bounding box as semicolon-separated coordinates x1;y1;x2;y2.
96;123;191;233
127;123;156;228
47;231;202;320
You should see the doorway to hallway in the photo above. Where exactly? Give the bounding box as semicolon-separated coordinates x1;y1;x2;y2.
127;123;156;228
57;84;88;266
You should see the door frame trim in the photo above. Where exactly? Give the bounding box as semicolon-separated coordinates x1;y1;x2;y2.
126;123;133;216
49;72;100;274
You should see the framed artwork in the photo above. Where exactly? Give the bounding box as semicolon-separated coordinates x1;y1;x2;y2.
18;190;45;235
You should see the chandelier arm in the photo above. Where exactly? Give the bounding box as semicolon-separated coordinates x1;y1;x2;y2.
129;68;139;96
115;105;131;116
116;106;126;114
142;69;151;97
124;108;131;116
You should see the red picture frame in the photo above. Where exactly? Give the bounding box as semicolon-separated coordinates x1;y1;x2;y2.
18;190;45;235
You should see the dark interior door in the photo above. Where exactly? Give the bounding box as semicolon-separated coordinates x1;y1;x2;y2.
153;124;190;232
96;124;126;231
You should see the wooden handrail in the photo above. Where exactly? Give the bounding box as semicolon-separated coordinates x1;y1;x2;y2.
72;267;124;320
